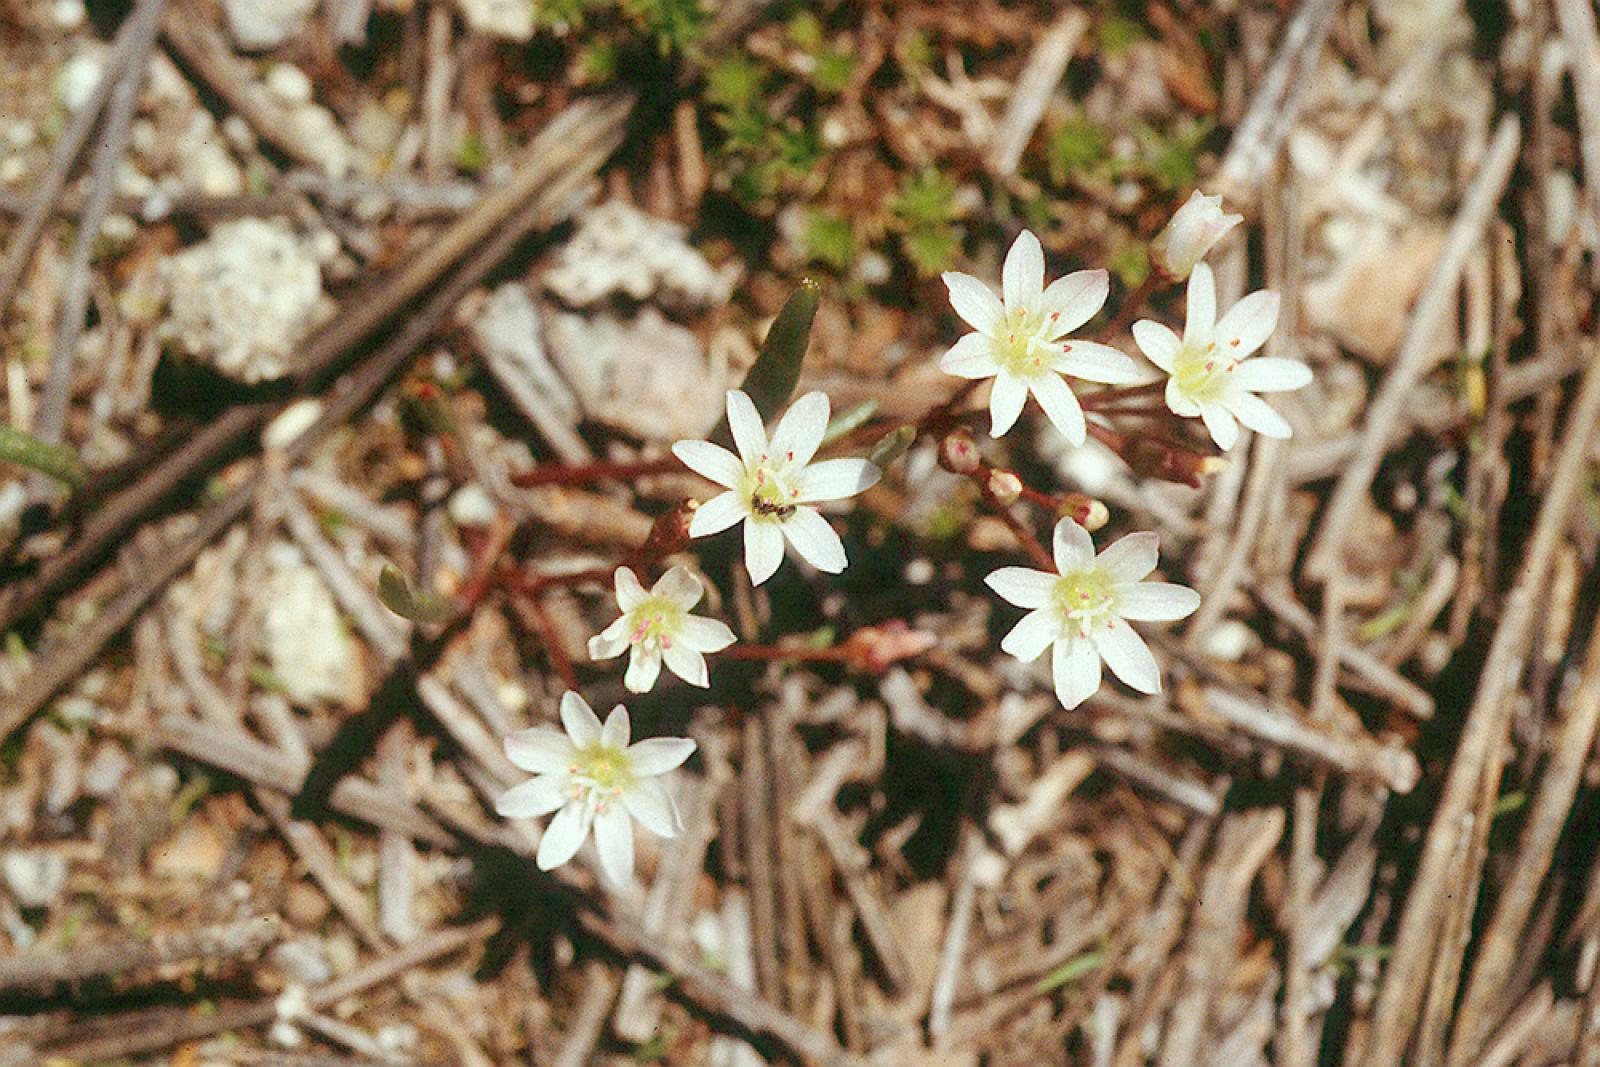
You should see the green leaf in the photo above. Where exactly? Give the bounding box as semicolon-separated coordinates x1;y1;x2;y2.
822;400;878;445
1033;950;1104;994
740;279;820;422
0;424;84;487
866;424;916;469
377;564;453;625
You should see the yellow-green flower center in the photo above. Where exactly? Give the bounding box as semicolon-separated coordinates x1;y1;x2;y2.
995;308;1051;377
572;746;634;797
1052;568;1118;638
628;596;682;647
741;461;799;523
1172;341;1237;403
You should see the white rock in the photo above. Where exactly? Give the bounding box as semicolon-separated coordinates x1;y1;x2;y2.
54;48;106;113
543;307;725;441
262;398;324;451
174;112;244;196
469;284;583;451
265;63;314;105
52;0;85;28
448;483;497;527
161;219;326;384
544;200;739;312
1;850;67;909
257;543;359;706
224;0;315;51
455;0;534;41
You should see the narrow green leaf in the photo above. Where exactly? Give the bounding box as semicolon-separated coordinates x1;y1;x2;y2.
867;425;916;469
822;400;878;446
1033;950;1104;994
740;278;820;422
377;564;452;624
0;424;84;487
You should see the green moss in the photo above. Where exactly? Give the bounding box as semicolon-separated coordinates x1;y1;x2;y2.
802;210;856;270
1047;116;1111;184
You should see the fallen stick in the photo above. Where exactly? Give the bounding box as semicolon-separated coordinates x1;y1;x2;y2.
0;97;627;741
1354;315;1600;1067
0;916;281;994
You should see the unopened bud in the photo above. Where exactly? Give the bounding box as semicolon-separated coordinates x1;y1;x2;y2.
938;430;982;475
1149;190;1242;280
986;469;1023;506
842;622;938;673
1060;492;1109;531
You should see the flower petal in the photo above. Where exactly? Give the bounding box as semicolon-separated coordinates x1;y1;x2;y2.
943;271;1004;334
671;440;743;489
495;775;569;818
1003;229;1045;311
1030;373;1086;446
781;507;847;573
1226;392;1294;438
768;391;830;469
1038;269;1108;338
536;801;591;871
593;805;635;885
560;691;603;747
1233;357;1312;393
1132;320;1181;373
624;644;662;693
1056;340;1141;384
587;618;630;661
1183;263;1216;348
793;458;880;503
602;705;631;748
1214;290;1280;359
622;777;683;837
1052;636;1101;709
940;332;1001;380
653;565;703;609
1165;376;1201;417
627;736;697;776
504;727;574;774
1115;582;1201;621
1002;608;1060;663
744;519;786;585
1199;401;1239;450
662;640;709;687
689;492;747;538
989;373;1030;437
614;566;647;612
726;389;768;467
1053;518;1095;572
678;615;736;652
1093;622;1161;694
1096;530;1159;583
985;566;1057;609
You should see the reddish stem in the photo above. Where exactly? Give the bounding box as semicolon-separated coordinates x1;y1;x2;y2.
719;644;848;663
1094;270;1167;344
1081;381;1164;411
977;477;1056;572
510;456;680;489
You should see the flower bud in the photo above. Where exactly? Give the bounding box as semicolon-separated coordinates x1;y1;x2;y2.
985;469;1023;506
1059;492;1109;531
1149;191;1242;280
937;430;983;475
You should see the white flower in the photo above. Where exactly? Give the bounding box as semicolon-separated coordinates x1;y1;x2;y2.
587;566;736;692
671;390;881;586
940;230;1140;445
1132;262;1310;450
495;692;696;885
1149;190;1243;280
985;519;1200;710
